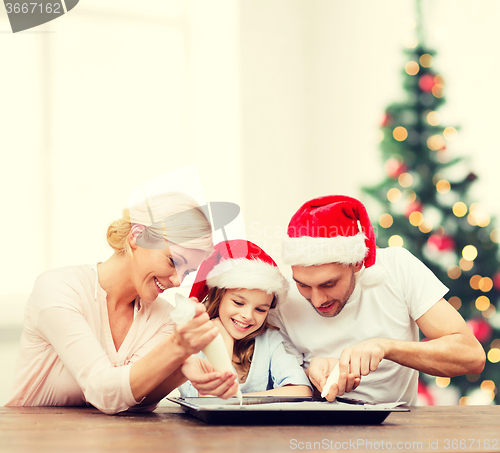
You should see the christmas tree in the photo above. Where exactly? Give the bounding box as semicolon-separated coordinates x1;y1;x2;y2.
362;4;500;405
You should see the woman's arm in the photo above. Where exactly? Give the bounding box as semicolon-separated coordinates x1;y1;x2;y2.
34;279;220;413
129;304;220;404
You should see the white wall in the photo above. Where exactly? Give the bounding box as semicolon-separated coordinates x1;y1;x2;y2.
0;0;240;301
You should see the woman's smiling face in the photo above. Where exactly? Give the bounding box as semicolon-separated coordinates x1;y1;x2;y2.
217;288;274;340
130;237;207;302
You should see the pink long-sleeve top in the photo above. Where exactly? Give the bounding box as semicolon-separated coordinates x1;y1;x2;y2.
6;264;175;414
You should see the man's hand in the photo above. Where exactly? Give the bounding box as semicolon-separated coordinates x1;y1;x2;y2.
172;302;219;356
307;356;361;401
307;355;361;402
338;338;386;380
181;356;239;398
331;338;386;399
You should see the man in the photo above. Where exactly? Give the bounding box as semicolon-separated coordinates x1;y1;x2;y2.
270;195;485;405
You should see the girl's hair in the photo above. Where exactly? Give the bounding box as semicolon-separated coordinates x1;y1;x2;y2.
204;287;279;381
106;191;213;258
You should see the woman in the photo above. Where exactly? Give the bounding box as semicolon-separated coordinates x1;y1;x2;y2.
6;191;235;414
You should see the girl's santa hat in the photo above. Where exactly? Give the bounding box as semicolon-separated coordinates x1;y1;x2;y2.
190;239;289;305
282;195;386;286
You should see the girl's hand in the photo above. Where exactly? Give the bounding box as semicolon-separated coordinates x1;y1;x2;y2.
211;317;234;357
173;303;219;356
181;357;239;399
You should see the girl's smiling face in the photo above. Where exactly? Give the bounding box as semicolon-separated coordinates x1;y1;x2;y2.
218;288;274;340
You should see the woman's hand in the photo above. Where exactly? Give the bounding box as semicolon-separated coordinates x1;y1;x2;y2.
172;302;219;356
181;356;239;399
211;317;234;358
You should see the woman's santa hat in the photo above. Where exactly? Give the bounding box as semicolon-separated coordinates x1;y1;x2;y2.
282;195;386;286
190;239;289;306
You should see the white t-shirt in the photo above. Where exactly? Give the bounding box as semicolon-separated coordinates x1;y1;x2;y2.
269;247;449;405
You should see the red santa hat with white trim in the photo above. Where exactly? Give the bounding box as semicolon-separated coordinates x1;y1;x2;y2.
282;195;386;286
190;239;289;306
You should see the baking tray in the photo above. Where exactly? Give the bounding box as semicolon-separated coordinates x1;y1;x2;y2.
167;396;409;425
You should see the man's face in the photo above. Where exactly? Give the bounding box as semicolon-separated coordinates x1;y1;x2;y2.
292;262;361;318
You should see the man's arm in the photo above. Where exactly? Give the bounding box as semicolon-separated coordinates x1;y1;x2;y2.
308;298;485;401
385;298;485;376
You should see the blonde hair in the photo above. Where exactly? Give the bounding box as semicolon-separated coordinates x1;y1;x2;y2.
205;287;278;382
106;191;213;258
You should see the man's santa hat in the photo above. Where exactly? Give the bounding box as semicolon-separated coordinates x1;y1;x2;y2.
190;239;288;306
282;195;386;286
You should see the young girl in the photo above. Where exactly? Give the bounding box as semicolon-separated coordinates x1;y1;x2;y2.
178;239;312;397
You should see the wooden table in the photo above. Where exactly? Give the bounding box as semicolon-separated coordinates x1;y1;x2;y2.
1;405;499;453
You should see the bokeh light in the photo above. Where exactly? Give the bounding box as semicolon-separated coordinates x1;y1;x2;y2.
480;380;496;392
409;211;424;226
448;296;461;310
436;179;451;194
491;229;499;243
483;304;496;319
434;75;445;84
393;126;408;141
443;127;458;141
475;296;490;311
452;201;467;217
491;339;500;349
387;188;402;202
467;204;491;227
459;258;474;271
479;277;493;292
388;235;404;247
487;348;500;363
462;245;478;261
435;377;450;388
379;213;393;228
427;135;445;150
470;275;482;290
405;61;419;75
459;396;470;405
432;83;444;98
398;172;413;187
419;54;433;67
427;111;440;126
419;221;433;233
447;266;461;280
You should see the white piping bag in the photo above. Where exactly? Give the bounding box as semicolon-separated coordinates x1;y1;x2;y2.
171;293;243;405
321;363;340;400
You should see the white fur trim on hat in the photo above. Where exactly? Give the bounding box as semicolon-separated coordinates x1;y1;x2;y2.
282;232;368;267
206;259;289;303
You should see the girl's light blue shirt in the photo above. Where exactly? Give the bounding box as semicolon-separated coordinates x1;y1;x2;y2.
178;329;312;396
